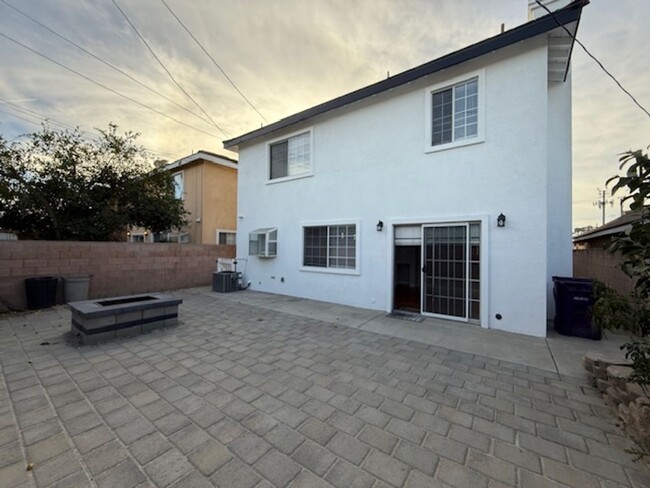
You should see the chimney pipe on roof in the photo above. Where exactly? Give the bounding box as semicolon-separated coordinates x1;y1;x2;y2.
528;0;571;20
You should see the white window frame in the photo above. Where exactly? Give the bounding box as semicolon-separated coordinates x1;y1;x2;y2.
155;231;189;243
128;232;148;243
172;171;184;200
424;69;485;153
266;128;314;184
300;220;361;275
249;228;277;258
216;229;237;245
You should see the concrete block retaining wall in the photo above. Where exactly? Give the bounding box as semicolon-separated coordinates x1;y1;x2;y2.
0;241;235;309
583;352;650;456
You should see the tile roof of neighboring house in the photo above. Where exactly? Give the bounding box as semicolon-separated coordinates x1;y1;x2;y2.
164;150;238;172
573;210;643;242
223;0;588;150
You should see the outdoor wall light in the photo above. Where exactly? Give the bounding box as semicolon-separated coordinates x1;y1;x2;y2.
376;220;384;232
497;213;506;227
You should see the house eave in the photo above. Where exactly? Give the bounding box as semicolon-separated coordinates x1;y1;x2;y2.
223;0;588;151
573;224;632;242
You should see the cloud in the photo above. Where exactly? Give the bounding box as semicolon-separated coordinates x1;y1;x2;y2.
1;0;649;227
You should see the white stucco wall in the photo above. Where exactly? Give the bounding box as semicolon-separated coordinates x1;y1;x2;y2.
546;71;573;322
236;35;571;337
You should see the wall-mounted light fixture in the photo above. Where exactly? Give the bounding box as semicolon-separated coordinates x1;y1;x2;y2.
376;220;384;232
497;213;506;228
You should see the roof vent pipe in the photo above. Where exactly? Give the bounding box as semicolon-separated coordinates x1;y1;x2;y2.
528;0;571;20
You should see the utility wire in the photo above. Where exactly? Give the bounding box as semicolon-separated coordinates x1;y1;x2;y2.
0;107;53;129
160;0;268;124
0;32;221;138
0;101;180;158
111;0;229;137
0;0;215;129
534;0;650;120
0;98;82;133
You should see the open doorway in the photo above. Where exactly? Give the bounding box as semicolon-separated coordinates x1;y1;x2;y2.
394;246;421;312
393;225;421;313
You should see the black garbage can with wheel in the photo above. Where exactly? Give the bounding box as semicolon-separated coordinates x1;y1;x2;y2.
552;276;600;340
25;276;58;310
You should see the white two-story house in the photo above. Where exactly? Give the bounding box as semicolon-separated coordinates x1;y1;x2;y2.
224;0;587;337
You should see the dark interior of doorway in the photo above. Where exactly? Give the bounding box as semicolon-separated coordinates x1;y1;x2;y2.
393;245;421;313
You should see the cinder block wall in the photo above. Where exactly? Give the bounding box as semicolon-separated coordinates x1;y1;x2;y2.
0;241;235;309
573;249;635;296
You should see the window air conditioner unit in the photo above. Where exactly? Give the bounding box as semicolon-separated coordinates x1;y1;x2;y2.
249;228;277;258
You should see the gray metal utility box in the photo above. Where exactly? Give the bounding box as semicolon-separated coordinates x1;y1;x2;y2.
213;271;239;293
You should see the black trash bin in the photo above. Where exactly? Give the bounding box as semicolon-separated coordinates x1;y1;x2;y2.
552;276;600;340
25;276;58;310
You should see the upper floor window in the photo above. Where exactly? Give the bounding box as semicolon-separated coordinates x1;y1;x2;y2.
269;131;311;181
172;172;184;199
425;71;484;153
432;77;478;146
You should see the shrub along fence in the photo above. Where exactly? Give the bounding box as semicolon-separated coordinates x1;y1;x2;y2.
0;241;235;309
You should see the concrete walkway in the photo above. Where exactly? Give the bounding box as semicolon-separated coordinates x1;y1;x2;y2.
0;287;648;488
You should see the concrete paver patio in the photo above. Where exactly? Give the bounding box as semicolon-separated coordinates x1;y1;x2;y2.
1;287;649;488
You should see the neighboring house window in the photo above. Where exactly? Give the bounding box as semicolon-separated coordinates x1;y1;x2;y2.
217;230;236;245
303;224;356;270
269;131;311;180
249;228;277;257
432;77;478;146
154;231;189;243
173;172;184;199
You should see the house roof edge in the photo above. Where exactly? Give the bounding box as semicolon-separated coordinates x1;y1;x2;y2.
224;0;588;150
164;150;238;171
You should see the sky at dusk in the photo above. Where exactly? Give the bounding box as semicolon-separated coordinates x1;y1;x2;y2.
1;0;648;229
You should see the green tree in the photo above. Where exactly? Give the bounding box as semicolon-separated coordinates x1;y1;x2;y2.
606;148;650;386
0;124;187;241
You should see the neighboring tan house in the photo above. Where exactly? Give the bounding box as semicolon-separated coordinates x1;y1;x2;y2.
128;150;238;245
573;210;641;295
223;0;587;338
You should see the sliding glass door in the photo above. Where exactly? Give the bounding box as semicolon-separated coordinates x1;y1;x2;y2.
422;223;479;322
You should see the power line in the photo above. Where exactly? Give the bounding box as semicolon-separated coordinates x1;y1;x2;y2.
0;99;82;133
534;0;650;119
0;32;221;139
0;107;51;129
111;0;229;137
160;0;268;124
0;0;215;129
0;100;181;159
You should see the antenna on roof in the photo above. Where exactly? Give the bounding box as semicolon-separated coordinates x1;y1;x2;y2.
387;71;390;79
500;23;505;33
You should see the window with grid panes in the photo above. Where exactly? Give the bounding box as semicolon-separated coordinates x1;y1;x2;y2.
269;131;311;180
217;231;236;245
431;77;478;146
303;224;356;269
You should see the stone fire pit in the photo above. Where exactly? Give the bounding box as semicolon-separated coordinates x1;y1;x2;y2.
68;293;182;345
